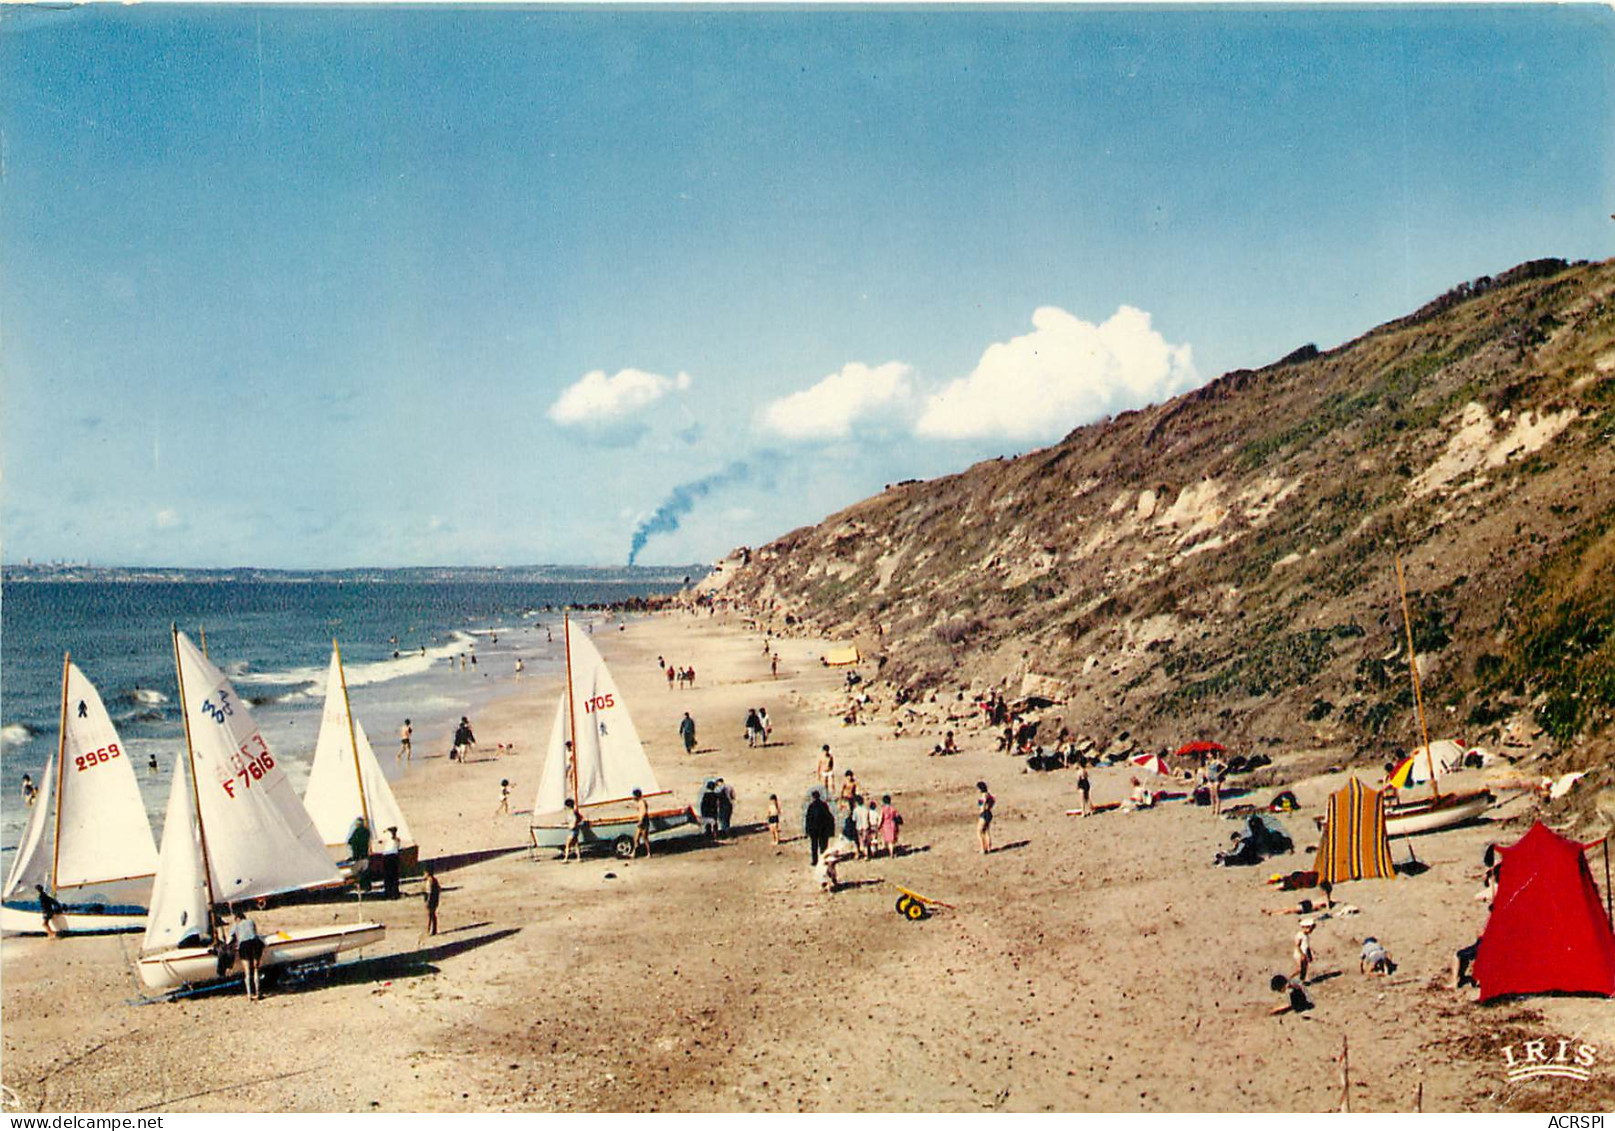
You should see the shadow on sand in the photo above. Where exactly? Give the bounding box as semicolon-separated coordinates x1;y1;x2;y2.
273;927;523;994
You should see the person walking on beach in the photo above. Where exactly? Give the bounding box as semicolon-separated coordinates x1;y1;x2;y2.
381;826;402;899
1206;756;1227;816
745;708;762;748
766;793;782;847
424;867;441;936
496;779;512;816
21;774;37;807
453;716;476;763
771;653;779;678
1076;764;1092;817
399;718;413;763
804;790;835;866
839;769;859;814
758;707;771;744
699;781;721;839
715;778;735;836
818;745;835;796
679;712;697;755
976;781;995;855
667;665;676;691
633;789;652;857
878;794;902;858
853;795;875;859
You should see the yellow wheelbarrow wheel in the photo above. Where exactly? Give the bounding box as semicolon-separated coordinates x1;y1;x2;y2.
905;898;929;921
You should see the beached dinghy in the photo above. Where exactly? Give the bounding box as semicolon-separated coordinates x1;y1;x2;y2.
303;641;418;876
1382;555;1493;838
1;657;160;935
136;631;382;993
529;616;697;858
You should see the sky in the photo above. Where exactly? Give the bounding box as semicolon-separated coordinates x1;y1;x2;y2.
2;5;1612;568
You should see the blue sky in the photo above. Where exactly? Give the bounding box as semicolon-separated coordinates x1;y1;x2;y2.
3;5;1611;568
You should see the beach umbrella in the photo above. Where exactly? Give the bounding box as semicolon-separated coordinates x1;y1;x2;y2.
1130;752;1171;776
1175;741;1226;759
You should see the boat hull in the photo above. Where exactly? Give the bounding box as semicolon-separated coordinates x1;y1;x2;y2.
1386;790;1493;836
530;806;698;856
1;902;146;936
136;921;385;992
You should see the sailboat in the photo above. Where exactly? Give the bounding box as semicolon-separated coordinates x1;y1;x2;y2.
136;630;383;993
303;641;418;875
1383;555;1494;837
529;616;697;857
1;657;159;935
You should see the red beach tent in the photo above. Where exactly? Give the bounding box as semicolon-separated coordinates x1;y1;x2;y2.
1473;821;1615;1002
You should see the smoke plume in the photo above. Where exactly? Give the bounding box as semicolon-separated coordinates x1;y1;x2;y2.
628;459;754;566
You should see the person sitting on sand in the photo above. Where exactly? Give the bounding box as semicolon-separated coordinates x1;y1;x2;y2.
1451;938;1482;990
1292;918;1317;982
943;731;958;754
1262;881;1333;916
1124;777;1155;812
1359;937;1396;976
1269;973;1314;1016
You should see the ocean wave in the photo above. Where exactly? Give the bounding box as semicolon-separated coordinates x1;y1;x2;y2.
0;723;35;749
127;687;169;705
231;631;477;696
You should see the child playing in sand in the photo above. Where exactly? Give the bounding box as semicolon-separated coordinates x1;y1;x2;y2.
1269;973;1314;1016
1359;936;1395;976
496;779;512;816
766;793;781;847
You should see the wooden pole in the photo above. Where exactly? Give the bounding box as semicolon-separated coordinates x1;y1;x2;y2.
172;626;220;926
1415;1081;1423;1113
564;615;579;809
49;653;71;892
334;639;372;832
1339;1034;1351;1113
1395;553;1440;799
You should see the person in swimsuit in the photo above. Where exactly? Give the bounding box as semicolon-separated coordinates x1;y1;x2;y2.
766;793;781;846
977;781;995;855
633;789;652;858
562;798;583;862
424;867;441;936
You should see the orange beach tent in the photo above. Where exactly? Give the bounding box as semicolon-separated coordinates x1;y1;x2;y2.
1474;822;1615;1002
1314;777;1396;883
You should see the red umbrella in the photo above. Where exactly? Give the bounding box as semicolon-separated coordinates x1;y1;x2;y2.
1175;741;1226;759
1130;752;1171;776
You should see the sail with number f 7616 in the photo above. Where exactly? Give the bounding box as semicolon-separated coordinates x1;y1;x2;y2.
1;657;159;935
136;630;384;993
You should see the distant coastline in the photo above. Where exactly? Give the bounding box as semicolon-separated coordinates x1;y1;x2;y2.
1;563;710;586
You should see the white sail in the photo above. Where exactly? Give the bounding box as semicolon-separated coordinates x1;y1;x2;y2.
141;753;210;954
566;625;660;806
531;695;570;815
304;648;415;849
2;752;56;902
54;663;159;889
174;632;341;903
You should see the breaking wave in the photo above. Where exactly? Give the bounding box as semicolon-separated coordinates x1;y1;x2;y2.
0;723;35;749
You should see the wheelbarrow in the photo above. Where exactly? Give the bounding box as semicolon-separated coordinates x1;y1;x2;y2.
892;884;955;921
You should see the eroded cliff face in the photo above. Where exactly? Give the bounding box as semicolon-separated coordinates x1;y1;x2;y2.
716;259;1615;774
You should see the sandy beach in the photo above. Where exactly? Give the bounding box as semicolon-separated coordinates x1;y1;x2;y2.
2;607;1611;1113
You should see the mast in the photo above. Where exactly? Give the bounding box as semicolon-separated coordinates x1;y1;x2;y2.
1395;553;1440;798
172;625;220;924
564;615;579;808
334;638;372;831
49;652;71;891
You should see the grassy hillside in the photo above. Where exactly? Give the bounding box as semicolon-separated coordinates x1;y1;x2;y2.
718;258;1615;777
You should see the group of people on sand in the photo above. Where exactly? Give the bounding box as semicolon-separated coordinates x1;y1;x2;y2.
658;655;697;690
794;752;907;891
743;707;772;747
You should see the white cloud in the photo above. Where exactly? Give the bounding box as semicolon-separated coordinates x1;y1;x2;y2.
154;508;181;529
759;361;915;441
914;306;1196;442
547;368;693;428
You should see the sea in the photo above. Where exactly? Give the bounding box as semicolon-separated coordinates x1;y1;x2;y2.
0;575;688;874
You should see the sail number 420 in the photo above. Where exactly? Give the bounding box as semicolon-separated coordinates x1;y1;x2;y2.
220;737;275;799
74;743;121;772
